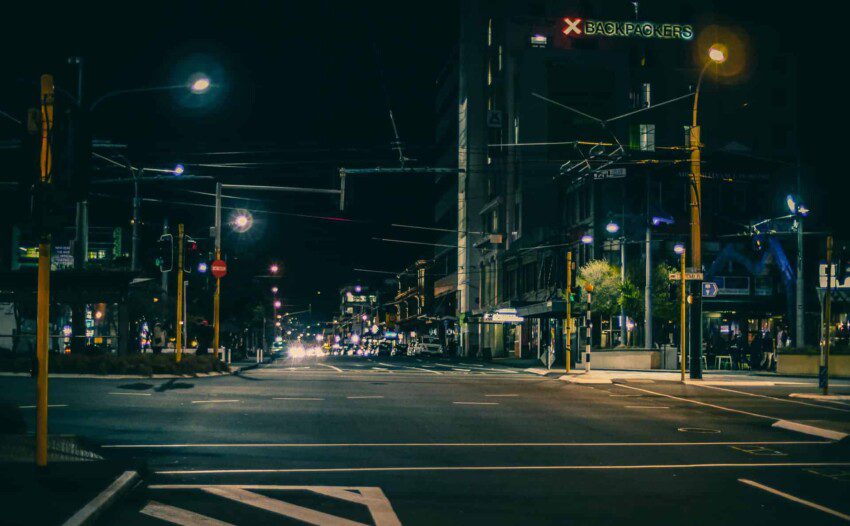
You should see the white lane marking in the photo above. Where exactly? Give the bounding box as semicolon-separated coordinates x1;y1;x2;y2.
452;402;499;405
347;396;384;399
203;486;366;526
625;406;669;409
609;394;643;398
157;461;850;476
191;400;240;404
489;368;519;374
772;420;848;441
616;384;774;420
64;471;139;526
108;392;152;396
452;368;471;372
790;393;850;402
485;394;518;397
106;440;827;449
697;384;850;413
738;479;850;522
316;363;343;373
395;364;443;375
273;397;324;401
140;501;235;525
19;404;67;409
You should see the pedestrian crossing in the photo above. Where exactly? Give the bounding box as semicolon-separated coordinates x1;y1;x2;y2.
253;358;528;377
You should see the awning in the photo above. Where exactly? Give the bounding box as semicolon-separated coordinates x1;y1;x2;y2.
516;300;566;318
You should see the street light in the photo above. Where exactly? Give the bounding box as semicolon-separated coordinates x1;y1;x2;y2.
271;286;279;294
274;300;282;309
605;221;620;234
708;44;728;64
269;263;280;274
230;210;253;233
189;74;212;94
580;234;593;245
674;243;686;255
197;262;208;273
173;164;185;175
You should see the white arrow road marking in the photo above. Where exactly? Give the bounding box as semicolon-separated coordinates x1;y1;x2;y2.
738;479;850;521
317;363;344;373
203;486;367;526
140;501;235;526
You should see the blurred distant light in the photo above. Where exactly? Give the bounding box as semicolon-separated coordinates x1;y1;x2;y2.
190;74;211;94
651;215;674;226
674;243;685;255
173;164;185;175
708;44;727;63
580;234;593;245
197;262;208;273
350;334;361;344
361;314;368;321
798;205;810;217
271;286;279;293
354;285;362;293
605;221;620;234
270;263;280;274
274;300;282;309
230;209;253;233
786;195;796;213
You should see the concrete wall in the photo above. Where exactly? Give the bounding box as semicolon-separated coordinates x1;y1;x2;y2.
777;354;850;378
590;350;661;370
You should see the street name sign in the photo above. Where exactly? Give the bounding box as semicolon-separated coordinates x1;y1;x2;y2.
668;271;703;281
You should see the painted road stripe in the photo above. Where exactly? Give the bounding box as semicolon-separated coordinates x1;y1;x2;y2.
772;420;848;441
485;394;518;397
738;479;850;522
140;501;235;526
273;397;324;401
204;486;365;526
453;401;499;405
397;365;443;375
157;461;850;476
347;396;384;399
697;384;850;413
191;400;241;404
609;394;642;398
108;392;152;396
19;404;67;409
618;384;848;441
625;406;669;409
316;363;343;373
103;440;827;449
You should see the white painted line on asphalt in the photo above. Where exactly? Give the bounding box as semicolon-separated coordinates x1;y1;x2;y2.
203;486;365;526
191;400;241;404
156;461;850;476
697;384;850;413
616;384;775;420
140;501;235;526
273;397;324;401
609;394;642;398
772;420;849;441
108;392;152;396
19;404;67;409
104;440;828;449
63;471;139;526
347;396;384;399
738;478;850;522
317;363;344;373
790;393;850;404
485;394;519;397
396;365;443;375
452;402;499;405
452;368;471;372
625;406;670;409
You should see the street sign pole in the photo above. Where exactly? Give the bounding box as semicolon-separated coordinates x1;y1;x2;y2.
565;251;572;373
213;183;222;358
680;249;687;383
821;236;833;394
176;224;184;362
585;284;594;372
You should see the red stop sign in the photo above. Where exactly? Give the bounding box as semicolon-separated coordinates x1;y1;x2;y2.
211;259;227;278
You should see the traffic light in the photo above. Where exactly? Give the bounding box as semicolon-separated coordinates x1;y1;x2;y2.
183;236;200;273
569;286;582;303
155;234;173;272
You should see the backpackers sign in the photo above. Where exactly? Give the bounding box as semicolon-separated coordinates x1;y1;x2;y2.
562;17;694;41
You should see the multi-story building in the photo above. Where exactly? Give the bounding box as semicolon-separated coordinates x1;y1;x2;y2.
437;0;801;362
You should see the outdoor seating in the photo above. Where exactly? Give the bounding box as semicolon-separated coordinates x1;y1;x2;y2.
716;355;732;370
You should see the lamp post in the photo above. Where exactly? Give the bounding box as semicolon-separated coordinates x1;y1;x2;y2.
688;44;727;380
674;243;687;381
605;220;628;346
786;195;809;347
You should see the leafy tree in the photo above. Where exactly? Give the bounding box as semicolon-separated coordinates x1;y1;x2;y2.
651;262;678;323
577;260;621;318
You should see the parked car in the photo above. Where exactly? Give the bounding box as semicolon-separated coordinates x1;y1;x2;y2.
413;337;443;355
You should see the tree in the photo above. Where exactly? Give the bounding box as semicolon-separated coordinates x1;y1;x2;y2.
577;260;621;318
651;263;678;324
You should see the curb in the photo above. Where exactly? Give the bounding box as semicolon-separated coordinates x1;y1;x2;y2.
772;420;849;441
0;372;230;379
62;470;139;526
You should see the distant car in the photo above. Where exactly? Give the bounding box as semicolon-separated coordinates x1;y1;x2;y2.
413;337;443;355
377;341;393;357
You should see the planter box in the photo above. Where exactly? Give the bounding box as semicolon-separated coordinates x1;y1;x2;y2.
776;354;850;378
590;349;661;370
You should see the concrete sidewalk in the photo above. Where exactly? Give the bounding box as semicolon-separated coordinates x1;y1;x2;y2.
556;368;850;386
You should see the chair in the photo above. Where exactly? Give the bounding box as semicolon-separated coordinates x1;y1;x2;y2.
716;355;732;370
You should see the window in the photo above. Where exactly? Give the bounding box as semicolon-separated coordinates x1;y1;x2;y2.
487;19;492;46
639;124;655;151
683;125;692;147
640;83;651;108
498;45;503;71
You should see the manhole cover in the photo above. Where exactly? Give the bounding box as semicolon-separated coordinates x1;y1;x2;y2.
677;427;721;434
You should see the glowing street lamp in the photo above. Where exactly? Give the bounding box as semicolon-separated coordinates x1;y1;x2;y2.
580;234;593;245
708;44;727;64
673;243;685;255
173;164;185;175
605;221;620;234
273;300;282;309
197;262;208;273
190;74;212;94
230;210;253;233
269;263;280;274
271;286;279;294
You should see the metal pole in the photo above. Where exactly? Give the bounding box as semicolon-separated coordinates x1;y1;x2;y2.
645;226;652;349
36;74;54;467
796;216;804;347
680;249;687;382
565;251;572;373
620;237;627;346
214;182;221;356
176;224;184;362
822;236;832;395
585;286;593;372
161;218;169;296
183;279;188;349
131;176;140;271
688;66;707;380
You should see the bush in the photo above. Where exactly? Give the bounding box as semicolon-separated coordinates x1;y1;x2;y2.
0;352;228;376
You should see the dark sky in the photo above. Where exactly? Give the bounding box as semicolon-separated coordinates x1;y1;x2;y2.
1;1;845;317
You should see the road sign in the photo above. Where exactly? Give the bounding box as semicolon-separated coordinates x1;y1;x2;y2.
702;282;719;298
211;259;227;279
668;272;703;281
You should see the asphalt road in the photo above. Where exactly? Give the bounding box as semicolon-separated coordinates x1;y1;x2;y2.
2;354;850;525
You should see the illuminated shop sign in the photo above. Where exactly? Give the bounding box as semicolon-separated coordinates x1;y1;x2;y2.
562;17;694;41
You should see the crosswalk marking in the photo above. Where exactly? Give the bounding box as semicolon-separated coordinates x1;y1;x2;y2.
140;501;234;526
203;486;367;526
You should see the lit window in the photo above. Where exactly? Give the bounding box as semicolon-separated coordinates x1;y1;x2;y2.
487;61;492;86
639;124;655;152
641;83;651;108
488;19;492;47
498;45;503;71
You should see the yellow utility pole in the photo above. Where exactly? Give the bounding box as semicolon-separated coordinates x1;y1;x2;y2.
680;248;687;383
36;74;55;467
565;251;572;373
176;224;184;362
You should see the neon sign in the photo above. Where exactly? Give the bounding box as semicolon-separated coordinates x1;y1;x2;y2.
562;17;693;41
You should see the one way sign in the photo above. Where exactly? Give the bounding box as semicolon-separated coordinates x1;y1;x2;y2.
702;282;719;298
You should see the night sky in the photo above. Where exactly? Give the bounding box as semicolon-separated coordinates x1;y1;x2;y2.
0;1;845;317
